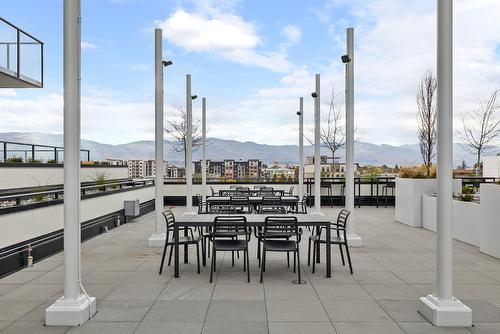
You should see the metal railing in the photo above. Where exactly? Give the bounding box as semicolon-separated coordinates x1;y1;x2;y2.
0;17;43;87
0;179;154;212
0;140;91;163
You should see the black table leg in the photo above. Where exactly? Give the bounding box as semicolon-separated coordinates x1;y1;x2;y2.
315;226;321;264
184;227;189;263
174;223;180;278
326;222;331;278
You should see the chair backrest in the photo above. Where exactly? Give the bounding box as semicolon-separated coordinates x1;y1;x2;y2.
162;210;175;240
220;190;233;197
262;196;281;205
263;216;299;238
236;186;250;192
336;209;350;229
230;196;249;206
210;204;236;214
230;185;238;189
213;215;248;239
258;205;287;214
254;185;264;189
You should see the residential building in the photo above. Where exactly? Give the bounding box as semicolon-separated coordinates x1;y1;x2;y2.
304;155;358;178
194;159;262;179
104;158;126;166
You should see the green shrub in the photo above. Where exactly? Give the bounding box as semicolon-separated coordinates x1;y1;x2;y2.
457;186;475;202
5;156;23;163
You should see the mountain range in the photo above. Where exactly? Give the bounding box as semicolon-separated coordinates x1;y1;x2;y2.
0;132;493;167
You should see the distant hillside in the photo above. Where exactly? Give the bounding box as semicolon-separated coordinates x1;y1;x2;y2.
0;131;492;167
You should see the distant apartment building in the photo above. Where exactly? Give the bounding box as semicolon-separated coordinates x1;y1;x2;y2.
262;165;295;179
304;155;358;178
104;158;126;166
127;160;177;178
194;159;262;179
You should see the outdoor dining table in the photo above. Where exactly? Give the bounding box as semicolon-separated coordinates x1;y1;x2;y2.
206;196;300;213
173;213;334;278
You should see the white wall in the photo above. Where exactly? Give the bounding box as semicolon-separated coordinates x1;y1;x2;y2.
482;156;500;178
0;186;154;248
0;166;128;189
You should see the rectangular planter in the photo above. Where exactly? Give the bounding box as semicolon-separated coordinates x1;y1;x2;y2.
395;178;461;227
479;184;500;258
421;195;480;246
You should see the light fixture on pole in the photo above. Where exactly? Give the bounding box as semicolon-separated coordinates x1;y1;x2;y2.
201;97;207;202
45;0;96;325
297;97;304;200
148;29;171;247
311;74;322;215
184;74;196;215
418;0;471;326
344;27;362;247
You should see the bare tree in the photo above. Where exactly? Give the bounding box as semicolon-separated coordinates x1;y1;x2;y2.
458;90;500;173
164;107;203;168
416;70;437;177
307;89;346;170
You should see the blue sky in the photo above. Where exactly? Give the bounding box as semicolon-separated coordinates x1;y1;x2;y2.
1;0;500;146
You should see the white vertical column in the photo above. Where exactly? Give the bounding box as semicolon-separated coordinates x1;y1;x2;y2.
313;74;322;214
345;27;362;246
298;97;304;200
185;74;194;214
419;0;471;326
148;28;166;247
201;97;207;201
46;0;96;325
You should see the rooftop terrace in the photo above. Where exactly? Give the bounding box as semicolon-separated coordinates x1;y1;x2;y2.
1;206;499;334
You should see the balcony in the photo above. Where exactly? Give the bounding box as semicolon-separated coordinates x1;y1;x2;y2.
0;18;43;88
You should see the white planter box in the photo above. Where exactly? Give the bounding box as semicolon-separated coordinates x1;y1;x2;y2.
479;184;500;258
395;178;461;227
421;195;480;246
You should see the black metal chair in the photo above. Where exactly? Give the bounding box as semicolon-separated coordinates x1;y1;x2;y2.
196;194;207;214
210;216;251;283
255;206;288;267
230;196;252;213
210;186;216;196
159;210;202;275
382;181;395;207
308;209;353;274
260;216;302;283
209;204;236;214
297;194;309;214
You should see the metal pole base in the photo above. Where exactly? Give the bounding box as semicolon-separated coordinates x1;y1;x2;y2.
419;294;472;327
291;279;307;284
148;233;166;247
45;294;96;326
346;233;362;247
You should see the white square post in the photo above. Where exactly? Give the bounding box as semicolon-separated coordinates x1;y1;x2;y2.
418;0;471;326
45;0;96;325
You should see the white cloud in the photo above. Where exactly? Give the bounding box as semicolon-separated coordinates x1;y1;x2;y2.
157;8;293;73
281;25;302;44
81;42;97;50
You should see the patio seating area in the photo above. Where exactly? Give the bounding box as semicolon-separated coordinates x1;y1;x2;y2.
1;206;500;333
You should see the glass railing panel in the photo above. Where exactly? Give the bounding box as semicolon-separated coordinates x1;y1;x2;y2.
19;31;42;83
0;19;18;75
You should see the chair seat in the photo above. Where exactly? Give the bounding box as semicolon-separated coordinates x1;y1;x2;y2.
168;235;201;244
213;239;247;251
309;235;345;244
263;240;297;252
